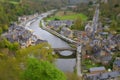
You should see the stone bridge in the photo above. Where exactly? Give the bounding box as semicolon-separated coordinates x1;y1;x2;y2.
53;48;76;51
53;46;82;77
53;47;76;58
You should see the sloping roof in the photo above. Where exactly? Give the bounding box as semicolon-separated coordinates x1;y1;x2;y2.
35;39;47;44
101;56;112;61
114;59;120;67
86;71;120;80
89;66;106;72
48;20;73;27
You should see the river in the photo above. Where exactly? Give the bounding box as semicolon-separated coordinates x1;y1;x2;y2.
28;17;76;72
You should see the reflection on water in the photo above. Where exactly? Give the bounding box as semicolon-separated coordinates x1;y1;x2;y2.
60;51;73;56
55;59;76;72
29;18;76;72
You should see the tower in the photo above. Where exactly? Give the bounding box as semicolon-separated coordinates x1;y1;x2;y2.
91;4;100;38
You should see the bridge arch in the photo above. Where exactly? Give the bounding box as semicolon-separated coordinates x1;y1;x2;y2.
53;48;76;58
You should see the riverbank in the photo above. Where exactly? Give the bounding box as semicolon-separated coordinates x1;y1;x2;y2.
28;12;76;73
40;20;77;45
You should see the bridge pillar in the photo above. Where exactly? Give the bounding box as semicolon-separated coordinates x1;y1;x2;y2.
76;45;82;77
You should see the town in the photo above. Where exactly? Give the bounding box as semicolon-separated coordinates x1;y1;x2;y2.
43;2;120;80
0;0;120;80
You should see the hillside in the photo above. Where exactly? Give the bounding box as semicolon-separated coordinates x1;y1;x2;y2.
0;0;68;34
100;0;120;33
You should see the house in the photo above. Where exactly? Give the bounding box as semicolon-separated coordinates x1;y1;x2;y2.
89;66;106;74
74;31;89;44
93;49;112;64
5;25;46;48
84;71;120;80
18;16;27;23
91;39;101;47
60;27;73;38
113;57;120;71
109;34;120;50
35;39;47;45
67;5;77;10
48;20;73;31
85;21;93;33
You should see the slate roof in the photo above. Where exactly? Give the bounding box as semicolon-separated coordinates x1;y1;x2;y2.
111;34;120;43
114;59;120;67
6;25;45;47
85;71;120;80
35;39;47;44
48;20;73;27
89;67;106;72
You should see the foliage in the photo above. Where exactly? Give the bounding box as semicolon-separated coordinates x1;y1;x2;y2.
0;0;68;32
0;38;60;80
100;0;120;33
71;17;84;30
22;58;66;80
82;59;102;69
0;38;20;51
47;11;87;21
0;53;22;80
75;2;94;20
0;27;3;34
16;43;55;62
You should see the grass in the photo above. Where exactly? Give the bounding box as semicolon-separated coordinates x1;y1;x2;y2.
83;59;102;69
47;11;88;21
0;0;19;4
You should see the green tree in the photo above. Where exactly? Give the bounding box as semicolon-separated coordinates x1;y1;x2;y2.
0;42;58;80
17;43;55;62
0;27;3;35
2;38;20;51
3;24;8;31
71;17;84;30
22;58;66;80
0;53;22;80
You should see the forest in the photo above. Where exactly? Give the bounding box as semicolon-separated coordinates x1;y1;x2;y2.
0;0;68;33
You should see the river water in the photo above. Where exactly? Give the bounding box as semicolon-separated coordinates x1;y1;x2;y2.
28;17;76;72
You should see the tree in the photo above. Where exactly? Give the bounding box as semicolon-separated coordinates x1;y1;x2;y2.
71;17;84;30
22;58;66;80
2;24;8;31
0;27;3;35
0;53;22;80
0;42;58;80
88;1;93;6
12;42;20;51
16;43;55;62
109;20;119;34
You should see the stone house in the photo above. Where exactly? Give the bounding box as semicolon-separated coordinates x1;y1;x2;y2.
110;34;120;50
85;21;93;33
89;66;106;74
60;27;73;38
84;71;120;80
48;20;73;31
113;57;120;71
18;16;27;23
93;48;112;64
5;25;45;48
74;31;89;44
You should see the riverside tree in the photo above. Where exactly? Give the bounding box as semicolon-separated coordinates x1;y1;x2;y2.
71;17;84;31
22;58;66;80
